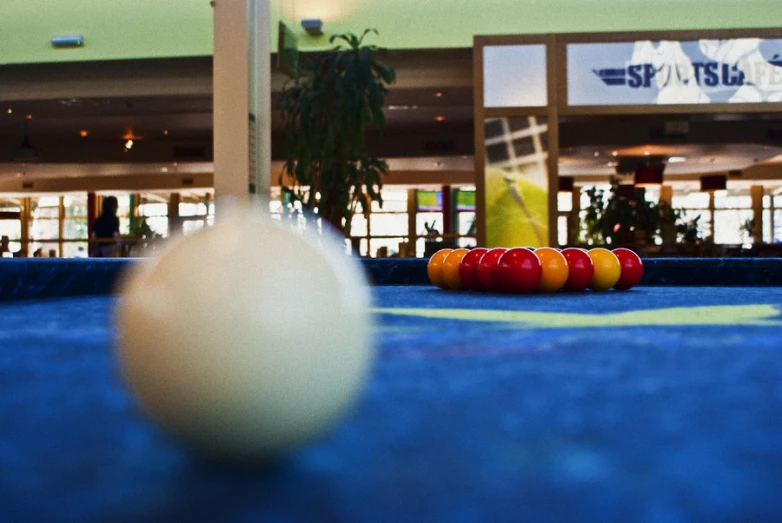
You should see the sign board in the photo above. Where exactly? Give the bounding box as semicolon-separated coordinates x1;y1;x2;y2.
567;38;782;105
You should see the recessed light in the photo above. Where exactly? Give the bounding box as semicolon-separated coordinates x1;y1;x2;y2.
79;130;88;137
25;113;32;120
667;156;687;163
161;167;169;173
435;92;442;97
612;151;618;157
435;115;445;122
172;161;178;167
594;151;600;157
644;151;651;156
163;129;169;135
6;108;11;114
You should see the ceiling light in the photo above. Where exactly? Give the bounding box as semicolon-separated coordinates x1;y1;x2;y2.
435;115;445;122
161;167;168;173
644;151;651;156
667;156;686;163
25;114;32;120
594;151;600;157
124;139;133;151
79;130;88;137
6;108;11;114
558;176;574;192
163;129;169;135
700;174;727;192
634;165;664;187
435;92;442;97
612;151;618;157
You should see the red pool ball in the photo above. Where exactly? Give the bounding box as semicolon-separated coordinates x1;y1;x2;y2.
561;247;594;292
496;247;542;294
459;248;489;291
476;248;507;292
612;248;644;290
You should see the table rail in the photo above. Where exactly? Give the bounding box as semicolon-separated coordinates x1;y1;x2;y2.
1;258;781;302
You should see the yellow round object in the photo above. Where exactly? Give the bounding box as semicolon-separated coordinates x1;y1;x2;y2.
588;248;621;291
442;249;470;290
427;249;453;289
534;247;569;293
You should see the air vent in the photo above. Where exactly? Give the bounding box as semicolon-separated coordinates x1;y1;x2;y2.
422;139;456;154
173;146;207;159
662;120;689;136
767;128;782;141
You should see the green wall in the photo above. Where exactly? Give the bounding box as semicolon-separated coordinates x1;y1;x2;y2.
2;0;781;65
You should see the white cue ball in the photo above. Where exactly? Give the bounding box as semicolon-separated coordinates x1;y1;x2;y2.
116;206;374;460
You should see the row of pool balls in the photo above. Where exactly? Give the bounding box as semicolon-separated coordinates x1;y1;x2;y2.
427;247;644;293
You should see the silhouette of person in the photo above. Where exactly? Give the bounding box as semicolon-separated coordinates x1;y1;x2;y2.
92;196;120;257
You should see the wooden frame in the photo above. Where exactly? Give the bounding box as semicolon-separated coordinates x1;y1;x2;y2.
474;27;782;248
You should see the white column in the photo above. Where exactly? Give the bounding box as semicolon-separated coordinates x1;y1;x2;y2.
213;0;272;216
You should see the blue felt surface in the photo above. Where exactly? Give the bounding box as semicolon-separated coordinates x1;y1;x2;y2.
2;287;782;522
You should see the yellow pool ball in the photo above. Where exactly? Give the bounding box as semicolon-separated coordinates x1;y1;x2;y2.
534;247;569;293
587;248;622;291
427;248;453;289
442;248;470;290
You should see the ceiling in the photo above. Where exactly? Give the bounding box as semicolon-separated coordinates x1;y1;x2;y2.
1;49;782;191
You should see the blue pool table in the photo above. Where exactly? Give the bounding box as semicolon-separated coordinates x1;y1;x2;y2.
1;258;782;522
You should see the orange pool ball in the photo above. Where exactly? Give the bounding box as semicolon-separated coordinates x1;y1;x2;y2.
441;248;470;290
587;248;622;291
534;247;569;293
427;248;453;289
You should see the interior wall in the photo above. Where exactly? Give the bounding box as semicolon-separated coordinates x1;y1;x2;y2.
2;0;780;65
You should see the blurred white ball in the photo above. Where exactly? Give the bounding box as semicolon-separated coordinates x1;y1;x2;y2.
117;205;373;460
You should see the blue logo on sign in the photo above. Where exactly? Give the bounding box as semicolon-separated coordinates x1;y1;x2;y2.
593;59;782;89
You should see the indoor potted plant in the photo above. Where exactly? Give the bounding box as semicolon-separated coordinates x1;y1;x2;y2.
278;29;396;236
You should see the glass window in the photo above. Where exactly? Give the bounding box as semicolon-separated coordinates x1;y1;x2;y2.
457;212;476;236
557;192;573;212
416;212;442;237
350;214;368;237
180;202;208;217
483;44;547;107
774;209;782;243
64;195;88;217
183;220;205;236
146;217;169;237
64;219;88;240
369;213;407;236
0;198;22;212
370;189;407;212
680;210;711;240
139;203;168;216
714;194;752;209
368;237;405;258
763;210;772;244
558;215;568;246
63;242;89;258
671;191;710;209
714;209;754;245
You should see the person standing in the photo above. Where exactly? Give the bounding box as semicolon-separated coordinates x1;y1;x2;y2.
92;196;120;257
